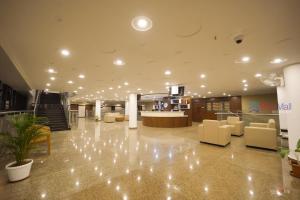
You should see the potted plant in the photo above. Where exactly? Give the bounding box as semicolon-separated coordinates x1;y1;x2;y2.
279;139;300;178
0;113;43;182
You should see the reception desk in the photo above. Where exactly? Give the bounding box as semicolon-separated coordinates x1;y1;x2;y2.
141;111;189;128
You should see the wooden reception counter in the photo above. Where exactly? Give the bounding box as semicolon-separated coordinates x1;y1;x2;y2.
141;111;189;128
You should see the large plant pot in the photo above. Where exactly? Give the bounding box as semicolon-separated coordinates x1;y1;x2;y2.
291;164;300;178
5;159;33;182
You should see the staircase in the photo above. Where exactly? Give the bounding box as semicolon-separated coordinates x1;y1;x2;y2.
36;92;69;131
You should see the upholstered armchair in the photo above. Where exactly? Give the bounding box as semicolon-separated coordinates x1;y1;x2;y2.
222;116;244;136
31;125;51;155
249;119;276;129
244;119;277;150
199;120;231;146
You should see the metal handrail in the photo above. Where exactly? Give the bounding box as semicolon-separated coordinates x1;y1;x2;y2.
215;112;279;116
0;110;33;116
33;90;42;117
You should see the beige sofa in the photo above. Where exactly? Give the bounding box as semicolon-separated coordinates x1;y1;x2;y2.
244;119;277;150
222;116;244;136
104;112;122;123
199;120;231;146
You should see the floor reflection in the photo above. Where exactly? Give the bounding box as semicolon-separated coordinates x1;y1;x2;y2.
0;118;299;200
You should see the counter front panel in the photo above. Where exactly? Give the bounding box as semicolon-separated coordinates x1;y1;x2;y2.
141;111;189;128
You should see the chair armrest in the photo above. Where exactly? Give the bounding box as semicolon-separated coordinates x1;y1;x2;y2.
219;125;231;145
250;123;268;128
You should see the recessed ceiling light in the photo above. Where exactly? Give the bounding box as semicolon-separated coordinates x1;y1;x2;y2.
113;59;125;66
78;74;85;79
165;82;170;86
137;88;142;91
270;58;285;64
223;93;226;96
101;90;105;92
242;79;247;83
243;88;248;91
61;49;70;57
193;93;198;95
241;56;250;63
109;87;113;90
149;91;153;93
67;80;74;84
255;73;262;78
228;94;231;96
124;82;129;86
74;90;78;93
78;86;83;90
46;83;51;87
200;74;206;79
45;88;49;92
244;84;248;87
118;85;122;89
96;91;100;94
165;70;171;75
131;16;152;31
200;85;206;88
50;77;56;81
208;91;212;94
48;68;56;73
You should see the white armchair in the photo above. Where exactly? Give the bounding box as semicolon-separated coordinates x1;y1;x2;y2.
199;120;231;146
222;116;244;136
244;119;277;150
249;119;275;129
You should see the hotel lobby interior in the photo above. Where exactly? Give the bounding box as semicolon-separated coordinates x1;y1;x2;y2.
1;0;300;199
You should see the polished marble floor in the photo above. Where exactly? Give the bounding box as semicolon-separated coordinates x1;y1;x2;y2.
0;119;300;200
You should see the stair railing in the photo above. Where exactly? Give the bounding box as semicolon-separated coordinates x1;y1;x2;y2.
60;92;71;129
33;90;42;117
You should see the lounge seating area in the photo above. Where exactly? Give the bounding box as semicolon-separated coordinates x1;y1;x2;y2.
199;117;278;150
103;112;125;123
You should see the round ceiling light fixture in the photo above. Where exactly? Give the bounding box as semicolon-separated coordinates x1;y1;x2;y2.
164;70;172;75
113;59;125;66
131;16;152;32
61;49;70;57
270;58;286;64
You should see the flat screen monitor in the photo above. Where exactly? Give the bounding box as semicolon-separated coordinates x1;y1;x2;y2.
170;86;184;96
171;85;178;95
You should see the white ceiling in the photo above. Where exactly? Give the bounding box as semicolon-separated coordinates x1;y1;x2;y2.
1;0;300;102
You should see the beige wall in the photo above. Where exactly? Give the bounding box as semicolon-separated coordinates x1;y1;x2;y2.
242;93;278;113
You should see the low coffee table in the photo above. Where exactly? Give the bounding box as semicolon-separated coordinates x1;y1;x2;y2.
115;116;125;122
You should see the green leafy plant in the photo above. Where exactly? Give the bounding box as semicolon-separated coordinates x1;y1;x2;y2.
296;139;300;153
279;139;300;164
0;114;44;166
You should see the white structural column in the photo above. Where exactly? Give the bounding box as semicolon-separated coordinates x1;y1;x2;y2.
128;93;137;128
276;87;288;130
278;64;300;152
95;100;101;120
125;100;129;116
